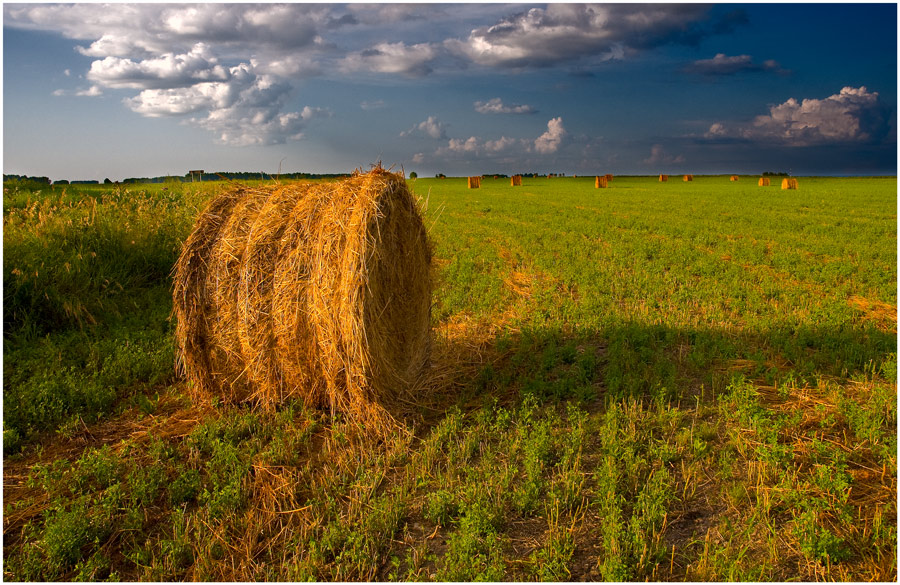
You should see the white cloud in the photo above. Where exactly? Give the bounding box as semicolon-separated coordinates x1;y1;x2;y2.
643;144;685;165
706;86;887;145
87;43;229;90
361;100;385;111
474;98;536;114
3;4;338;146
436;117;563;158
412;153;425;164
342;41;438;77
53;85;103;97
401;116;448;140
445;4;715;69
533;117;567;154
485;136;520;151
76;85;103;97
446;136;483;153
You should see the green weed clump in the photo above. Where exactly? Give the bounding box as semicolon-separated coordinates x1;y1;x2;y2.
3;181;209;450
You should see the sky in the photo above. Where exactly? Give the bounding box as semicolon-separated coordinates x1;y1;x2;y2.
2;2;897;181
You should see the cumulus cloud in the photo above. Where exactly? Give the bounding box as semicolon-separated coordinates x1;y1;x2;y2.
534;117;567;153
341;41;438;77
87;43;230;89
4;4;342;146
705;86;888;145
435;117;565;158
685;53;784;76
401;116;448;140
643;144;685;165
53;85;103;97
474;98;536;114
444;4;729;69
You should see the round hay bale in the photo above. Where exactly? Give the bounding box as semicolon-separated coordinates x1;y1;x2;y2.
172;167;433;431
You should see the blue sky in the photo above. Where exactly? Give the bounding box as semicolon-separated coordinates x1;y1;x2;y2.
3;3;897;181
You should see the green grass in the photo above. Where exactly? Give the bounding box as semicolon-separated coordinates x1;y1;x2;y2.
3;174;896;581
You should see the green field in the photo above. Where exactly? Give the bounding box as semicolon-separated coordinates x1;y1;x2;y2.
3;174;896;580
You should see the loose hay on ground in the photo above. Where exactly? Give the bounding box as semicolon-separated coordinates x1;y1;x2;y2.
172;167;433;434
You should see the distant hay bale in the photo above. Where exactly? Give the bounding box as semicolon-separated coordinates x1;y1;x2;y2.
511;175;522;186
730;175;739;181
468;176;481;188
758;177;771;187
659;174;668;182
595;176;608;188
172;166;432;432
683;174;693;182
781;177;799;190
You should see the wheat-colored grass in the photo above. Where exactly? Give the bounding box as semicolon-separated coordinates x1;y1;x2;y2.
172;166;432;434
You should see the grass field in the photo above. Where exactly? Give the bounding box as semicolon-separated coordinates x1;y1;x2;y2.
3;173;896;580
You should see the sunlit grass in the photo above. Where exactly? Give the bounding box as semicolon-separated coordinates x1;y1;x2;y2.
3;174;896;581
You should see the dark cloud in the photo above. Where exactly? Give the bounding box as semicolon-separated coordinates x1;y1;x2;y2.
684;53;785;76
444;4;743;69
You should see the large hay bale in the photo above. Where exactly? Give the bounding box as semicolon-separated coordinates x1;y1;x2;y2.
730;175;739;181
781;177;799;190
595;176;608;188
511;175;522;186
468;176;481;189
683;174;693;182
172;167;432;431
659;174;668;182
758;177;771;187
605;174;613;181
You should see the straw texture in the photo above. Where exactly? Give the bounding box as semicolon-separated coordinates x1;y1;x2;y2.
172;167;432;431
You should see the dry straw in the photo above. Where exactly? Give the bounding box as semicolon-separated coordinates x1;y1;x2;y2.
511;175;522;186
758;177;771;187
683;174;693;182
730;175;739;181
781;178;799;190
659;174;668;182
172;166;432;433
595;176;608;188
605;174;613;181
468;176;481;189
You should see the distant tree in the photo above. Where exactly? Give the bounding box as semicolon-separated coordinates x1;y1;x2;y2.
53;179;69;185
409;171;417;179
104;178;112;184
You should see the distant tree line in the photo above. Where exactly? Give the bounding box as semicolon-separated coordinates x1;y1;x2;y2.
761;171;790;176
4;174;51;185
